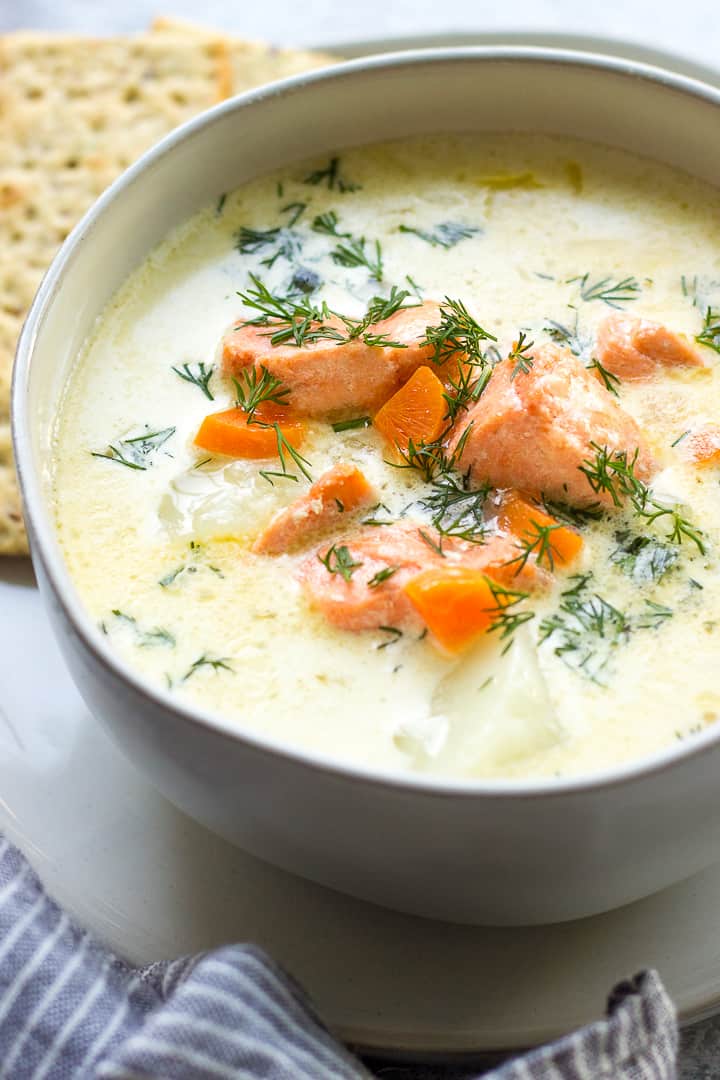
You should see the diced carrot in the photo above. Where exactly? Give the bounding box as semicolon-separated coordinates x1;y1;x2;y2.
404;566;503;653
194;408;305;459
373;366;447;452
496;491;582;568
253;464;377;555
682;424;720;466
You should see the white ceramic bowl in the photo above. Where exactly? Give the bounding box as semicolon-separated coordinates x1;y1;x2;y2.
13;48;720;925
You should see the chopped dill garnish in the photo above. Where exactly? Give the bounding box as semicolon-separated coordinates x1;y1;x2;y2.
159;565;188;588
417;528;445;557
182;654;234;681
376;626;403;649
271;422;313;482
508;332;535;379
193;457;213;469
586;358;621;396
696;307;720;355
504;519;566;573
671;430;690;448
405;274;424;299
232;364;290;422
91;426;175;471
609;531;679;585
311;210;348;238
442;362;492;423
237;275;414;350
172;361;215;401
422;297;496;368
303;156;360;192
332;416;371;433
281;201;307;226
578;443;647;508
367;566;399;588
544;312;594;363
234;224;302;270
541;497;604;527
567;273;642;308
484;580;535;650
362;503;395;526
111;610;175;648
420;473;489;543
579;442;705;553
216;192;227;216
331;235;384;282
539;573;673;683
398;222;480;249
318;544;363;582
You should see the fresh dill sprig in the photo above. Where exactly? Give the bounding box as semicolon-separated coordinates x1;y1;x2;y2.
420;473;490;543
182;654;234;681
331;236;384;282
508;332;535;379
578;442;705;553
318;544;363;582
696;307;720;355
442;363;492;423
578;443;646;508
422;297;496;368
398;222;480;249
234;224;303;270
568;273;642;308
538;575;629;682
504;520;566;573
271;422;313;482
367;566;399;588
311;210;348;238
391;424;474;485
91;427;175;471
484;580;535;649
238;276;414;351
172;361;215;401
232;364;290;422
303;156;360;193
238;274;341;348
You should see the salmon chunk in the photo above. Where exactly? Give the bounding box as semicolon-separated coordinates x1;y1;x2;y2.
596;314;706;380
450;344;655;507
222;301;442;418
297;521;544;633
681;424;720;467
252;464;377;555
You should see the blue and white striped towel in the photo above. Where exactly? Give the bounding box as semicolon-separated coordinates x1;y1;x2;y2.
0;834;678;1078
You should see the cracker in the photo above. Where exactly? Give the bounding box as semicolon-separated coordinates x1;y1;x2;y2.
0;28;336;555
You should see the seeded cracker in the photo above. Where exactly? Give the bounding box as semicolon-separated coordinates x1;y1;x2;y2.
0;27;336;555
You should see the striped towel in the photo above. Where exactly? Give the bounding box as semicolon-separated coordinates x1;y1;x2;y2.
0;834;678;1079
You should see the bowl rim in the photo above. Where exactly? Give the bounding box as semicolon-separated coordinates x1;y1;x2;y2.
14;43;720;801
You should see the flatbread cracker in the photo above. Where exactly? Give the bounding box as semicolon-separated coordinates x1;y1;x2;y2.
0;29;336;555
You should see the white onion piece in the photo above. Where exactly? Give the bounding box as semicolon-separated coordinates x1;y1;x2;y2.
430;628;562;773
158;460;296;540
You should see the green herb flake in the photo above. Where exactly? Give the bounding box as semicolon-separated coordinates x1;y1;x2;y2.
318;544;363;582
172;361;215;400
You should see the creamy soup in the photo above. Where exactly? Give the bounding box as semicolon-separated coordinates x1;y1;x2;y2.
53;134;720;780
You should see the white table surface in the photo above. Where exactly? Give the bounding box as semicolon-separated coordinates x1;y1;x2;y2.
2;2;719;1076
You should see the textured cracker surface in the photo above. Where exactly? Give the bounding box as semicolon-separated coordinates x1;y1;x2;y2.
0;26;335;555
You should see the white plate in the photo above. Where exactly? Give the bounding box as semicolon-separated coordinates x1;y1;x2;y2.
4;32;720;1059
